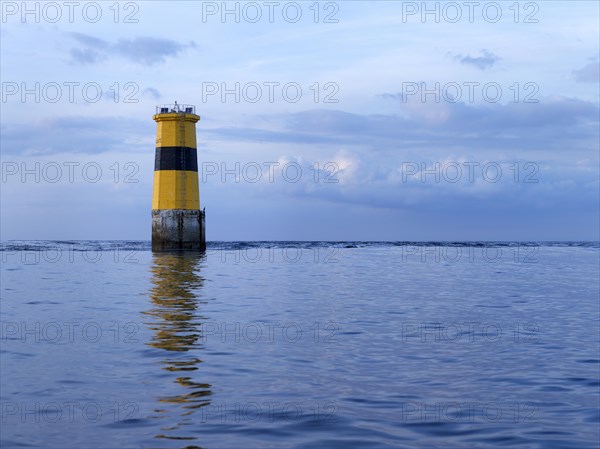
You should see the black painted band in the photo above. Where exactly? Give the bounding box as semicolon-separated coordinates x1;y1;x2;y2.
155;147;198;171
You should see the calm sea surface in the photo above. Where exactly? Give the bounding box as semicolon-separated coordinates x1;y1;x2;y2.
1;242;599;449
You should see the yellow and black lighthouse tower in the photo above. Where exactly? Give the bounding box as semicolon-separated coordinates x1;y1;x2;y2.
152;102;205;251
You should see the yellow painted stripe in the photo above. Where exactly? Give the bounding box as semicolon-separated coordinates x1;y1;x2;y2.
154;113;200;148
152;170;200;210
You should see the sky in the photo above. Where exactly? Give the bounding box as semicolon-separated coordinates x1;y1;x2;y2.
1;1;598;241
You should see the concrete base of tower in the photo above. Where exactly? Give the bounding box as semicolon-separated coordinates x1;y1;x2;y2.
152;209;206;251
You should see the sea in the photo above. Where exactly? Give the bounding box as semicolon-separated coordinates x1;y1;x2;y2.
1;241;599;449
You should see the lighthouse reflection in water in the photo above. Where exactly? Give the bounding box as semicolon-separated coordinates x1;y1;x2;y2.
145;252;211;440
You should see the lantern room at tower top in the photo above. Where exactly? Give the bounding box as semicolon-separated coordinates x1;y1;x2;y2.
156;103;196;114
153;102;200;150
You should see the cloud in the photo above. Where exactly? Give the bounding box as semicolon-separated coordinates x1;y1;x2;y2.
203;96;599;157
70;32;109;49
198;148;598;218
1;116;151;156
68;33;196;66
201;97;596;215
142;88;162;100
70;48;105;65
4;94;597;161
572;61;599;83
114;37;197;65
452;49;500;70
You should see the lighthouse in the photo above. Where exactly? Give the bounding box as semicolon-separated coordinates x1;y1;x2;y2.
151;102;206;251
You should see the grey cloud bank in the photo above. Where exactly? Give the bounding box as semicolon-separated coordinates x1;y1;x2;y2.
69;32;197;66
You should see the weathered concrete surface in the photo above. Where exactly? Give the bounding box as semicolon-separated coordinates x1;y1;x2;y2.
152;209;206;251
